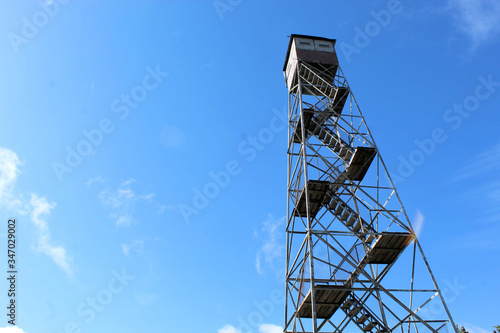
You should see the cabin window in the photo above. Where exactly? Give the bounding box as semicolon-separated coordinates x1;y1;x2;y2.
314;40;334;52
295;38;315;50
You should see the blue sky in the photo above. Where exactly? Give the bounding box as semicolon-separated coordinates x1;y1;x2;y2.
0;1;499;333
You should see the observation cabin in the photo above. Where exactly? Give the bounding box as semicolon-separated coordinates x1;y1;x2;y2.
283;34;339;94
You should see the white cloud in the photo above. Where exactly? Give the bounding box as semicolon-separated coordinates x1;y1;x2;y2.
0;148;20;193
116;215;133;227
0;147;24;211
217;325;242;333
30;194;54;232
100;179;153;226
449;0;500;47
462;180;500;223
451;143;500;182
255;215;285;276
0;147;71;276
122;239;144;256
462;324;491;333
30;194;72;276
86;176;104;187
259;324;282;333
0;327;28;333
255;253;262;275
451;144;500;223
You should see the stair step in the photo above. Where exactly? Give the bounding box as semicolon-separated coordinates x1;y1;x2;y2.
313;125;321;136
356;314;369;324
319;128;327;141
346;214;356;227
329;139;341;152
341;298;354;309
363;322;377;331
328;200;338;211
345;150;353;162
325;86;333;96
352;220;362;232
339;146;350;158
349;306;361;317
340;210;350;221
366;234;376;244
323;134;332;146
334;205;344;216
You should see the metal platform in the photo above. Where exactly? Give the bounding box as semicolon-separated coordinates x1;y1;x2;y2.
293;180;330;219
345;232;414;287
366;232;414;264
297;285;350;319
331;87;349;115
297;232;413;319
346;147;377;181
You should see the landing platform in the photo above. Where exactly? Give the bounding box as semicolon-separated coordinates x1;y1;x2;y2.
332;87;349;114
293;180;330;219
296;232;413;319
297;285;349;319
346;147;377;181
367;232;414;264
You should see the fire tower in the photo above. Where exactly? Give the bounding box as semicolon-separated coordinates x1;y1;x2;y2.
283;34;457;333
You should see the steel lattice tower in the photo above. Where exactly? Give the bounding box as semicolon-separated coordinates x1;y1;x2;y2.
283;35;457;333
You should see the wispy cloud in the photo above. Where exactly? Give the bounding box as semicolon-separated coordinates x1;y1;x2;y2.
99;179;153;227
451;143;500;182
0;147;71;276
122;239;144;256
449;177;500;250
86;176;104;187
448;0;500;47
30;195;73;276
255;214;285;276
258;324;283;333
465;180;500;223
217;325;242;333
462;323;491;333
451;144;500;223
0;148;25;212
449;217;500;250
